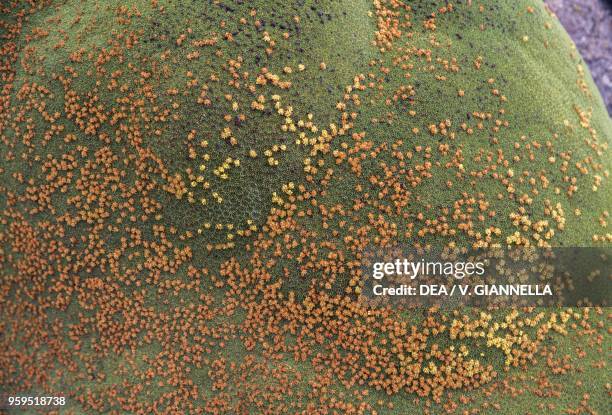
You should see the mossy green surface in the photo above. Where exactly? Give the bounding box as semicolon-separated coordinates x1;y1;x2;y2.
1;0;610;413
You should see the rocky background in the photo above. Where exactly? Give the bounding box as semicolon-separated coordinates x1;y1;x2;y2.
546;0;612;114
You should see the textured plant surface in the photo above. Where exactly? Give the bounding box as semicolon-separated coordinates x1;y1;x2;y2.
0;1;610;414
546;0;612;114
